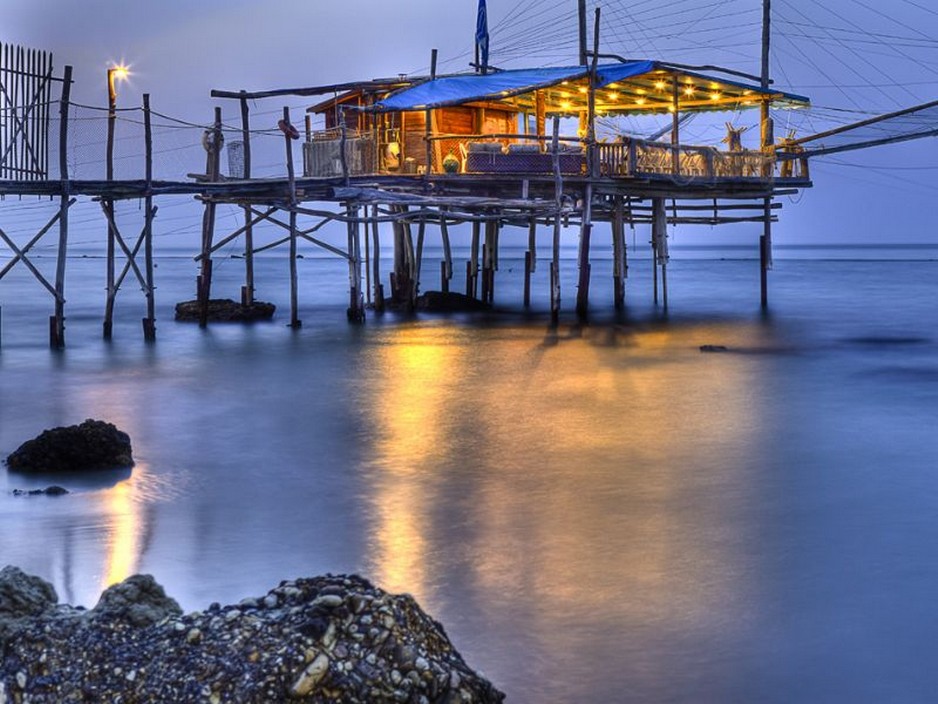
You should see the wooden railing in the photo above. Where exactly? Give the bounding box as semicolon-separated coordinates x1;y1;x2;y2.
597;138;782;181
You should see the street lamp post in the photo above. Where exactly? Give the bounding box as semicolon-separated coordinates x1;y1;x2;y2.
103;65;127;340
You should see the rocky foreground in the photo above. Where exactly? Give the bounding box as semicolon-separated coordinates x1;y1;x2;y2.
0;567;503;703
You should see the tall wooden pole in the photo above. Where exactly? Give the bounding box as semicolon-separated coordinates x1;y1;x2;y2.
142;93;156;341
760;0;772;309
198;107;222;328
578;0;588;66
51;65;72;348
240;92;255;306
103;68;118;340
283;106;301;328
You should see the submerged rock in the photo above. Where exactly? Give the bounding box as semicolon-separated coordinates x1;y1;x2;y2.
10;486;69;496
0;569;504;703
174;298;276;322
5;419;134;473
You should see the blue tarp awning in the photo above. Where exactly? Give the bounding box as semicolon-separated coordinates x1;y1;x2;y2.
369;60;809;113
374;61;656;111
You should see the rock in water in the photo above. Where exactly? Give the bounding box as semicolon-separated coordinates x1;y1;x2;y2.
5;419;133;473
0;570;505;703
174;298;276;322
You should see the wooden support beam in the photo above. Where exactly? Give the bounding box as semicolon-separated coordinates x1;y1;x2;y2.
198;107;222;328
612;194;625;310
371;205;384;313
550;116;562;324
468;219;480;298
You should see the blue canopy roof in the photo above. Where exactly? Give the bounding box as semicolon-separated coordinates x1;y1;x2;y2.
370;60;809;113
374;61;657;111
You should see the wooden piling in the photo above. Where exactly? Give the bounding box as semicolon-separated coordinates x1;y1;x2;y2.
440;209;453;288
761;198;771;308
575;183;593;319
523;251;532;307
347;202;364;322
142;93;156;341
51;65;72;348
612;194;626;310
468;220;480;298
550;116;562;324
240;92;255;306
198;108;222;329
284;106;301;328
103;72;117;340
371;205;384;313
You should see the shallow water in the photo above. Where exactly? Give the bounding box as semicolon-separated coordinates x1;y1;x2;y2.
2;246;938;703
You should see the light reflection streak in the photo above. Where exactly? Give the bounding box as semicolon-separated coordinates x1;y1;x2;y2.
98;465;145;591
363;320;763;650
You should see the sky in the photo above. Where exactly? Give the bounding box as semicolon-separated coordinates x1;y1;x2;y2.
4;0;938;247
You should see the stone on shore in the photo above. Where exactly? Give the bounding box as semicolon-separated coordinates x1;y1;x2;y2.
174;298;275;322
5;419;134;473
0;569;504;703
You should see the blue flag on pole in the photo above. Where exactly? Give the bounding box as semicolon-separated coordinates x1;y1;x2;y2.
476;0;489;70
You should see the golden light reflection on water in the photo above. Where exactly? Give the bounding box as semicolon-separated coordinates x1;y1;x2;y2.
368;326;467;596
98;465;145;592
364;320;764;639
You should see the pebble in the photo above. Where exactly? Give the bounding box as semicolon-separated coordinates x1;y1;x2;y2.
289;652;330;697
263;594;278;609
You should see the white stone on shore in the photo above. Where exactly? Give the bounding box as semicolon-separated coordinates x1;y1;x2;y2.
289;652;329;697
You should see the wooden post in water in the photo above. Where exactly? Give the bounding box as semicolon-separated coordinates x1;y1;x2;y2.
550;116;562;324
440;208;453;292
103;69;118;340
612;194;626;310
142;93;156;341
371;205;384;313
240;92;255;306
197;107;222;328
524;216;536;309
468;220;480;298
51;65;72;348
283;106;301;328
760;0;773;309
575;183;593;320
347;203;364;322
652;197;668;310
415;217;426;298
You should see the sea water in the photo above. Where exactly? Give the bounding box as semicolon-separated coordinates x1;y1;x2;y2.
2;243;938;703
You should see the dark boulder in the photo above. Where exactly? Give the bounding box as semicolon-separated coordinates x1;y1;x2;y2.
174;298;275;322
0;566;58;645
5;419;134;473
90;574;182;627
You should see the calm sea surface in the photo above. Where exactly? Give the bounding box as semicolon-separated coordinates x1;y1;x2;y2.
2;242;938;703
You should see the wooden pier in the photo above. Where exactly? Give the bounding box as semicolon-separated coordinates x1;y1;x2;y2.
0;12;817;347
